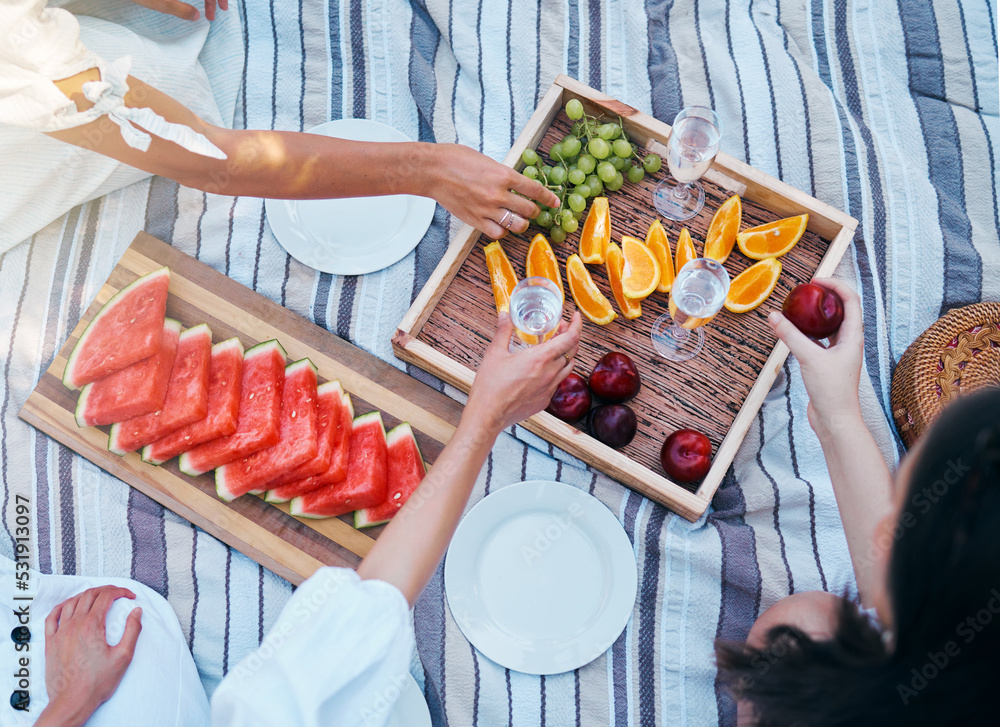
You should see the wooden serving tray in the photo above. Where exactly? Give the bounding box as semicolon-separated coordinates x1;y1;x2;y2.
19;232;465;585
393;76;857;521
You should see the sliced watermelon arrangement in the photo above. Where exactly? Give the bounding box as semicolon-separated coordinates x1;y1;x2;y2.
355;423;426;528
66;267;429;533
142;337;244;465
109;324;212;455
179;340;286;477
266;381;354;502
265;383;353;504
76;318;180;427
216;359;319;502
290;411;388;519
64;267;171;390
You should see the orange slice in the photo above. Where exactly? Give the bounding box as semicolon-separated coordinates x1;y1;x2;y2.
724;258;782;313
674;228;696;274
645;219;675;293
484;241;518;313
526;233;564;302
620;236;660;300
606;243;642;319
579;197;611;264
567;253;616;325
703;195;743;263
736;214;809;260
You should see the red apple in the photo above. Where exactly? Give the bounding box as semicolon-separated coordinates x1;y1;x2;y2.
781;283;844;340
546;373;592;422
588;352;641;403
587;404;638;449
660;429;712;483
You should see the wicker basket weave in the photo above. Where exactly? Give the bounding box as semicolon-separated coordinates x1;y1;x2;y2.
891;302;1000;448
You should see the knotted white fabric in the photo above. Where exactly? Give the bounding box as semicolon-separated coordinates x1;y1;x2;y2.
78;56;226;159
0;0;225;159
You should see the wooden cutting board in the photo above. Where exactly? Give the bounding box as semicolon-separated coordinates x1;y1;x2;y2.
19;232;465;585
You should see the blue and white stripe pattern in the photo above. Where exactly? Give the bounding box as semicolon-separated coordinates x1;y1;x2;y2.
1;1;997;724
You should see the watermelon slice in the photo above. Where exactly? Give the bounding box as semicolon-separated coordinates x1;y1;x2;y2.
264;384;354;504
263;381;349;498
75;319;180;427
354;422;426;528
63;267;170;389
215;359;319;501
178;340;286;477
142;337;244;465
108;324;212;455
290;411;387;518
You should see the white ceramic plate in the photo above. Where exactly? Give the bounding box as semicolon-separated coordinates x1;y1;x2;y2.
386;673;432;727
445;480;638;675
264;119;436;275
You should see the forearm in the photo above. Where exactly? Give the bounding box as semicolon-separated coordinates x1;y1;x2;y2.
812;409;894;605
36;698;95;727
356;408;501;605
46;74;443;200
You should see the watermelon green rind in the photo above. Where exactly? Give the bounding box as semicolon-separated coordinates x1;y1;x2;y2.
108;323;212;456
288;410;384;518
178;339;286;477
74;385;94;429
63;267;170;390
140;336;244;465
354;422;426;529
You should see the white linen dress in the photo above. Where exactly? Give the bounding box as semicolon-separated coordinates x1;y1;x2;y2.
1;556;415;727
0;0;242;253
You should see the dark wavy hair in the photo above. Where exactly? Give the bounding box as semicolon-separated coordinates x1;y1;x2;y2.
715;386;1000;726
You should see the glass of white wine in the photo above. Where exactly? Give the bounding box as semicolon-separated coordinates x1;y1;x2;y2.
508;277;563;352
652;106;722;222
650;258;730;362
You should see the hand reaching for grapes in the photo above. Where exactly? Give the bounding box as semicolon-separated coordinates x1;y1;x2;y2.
431;144;560;240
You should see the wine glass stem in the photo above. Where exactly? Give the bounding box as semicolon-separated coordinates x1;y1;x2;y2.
672;182;692;201
670;324;689;341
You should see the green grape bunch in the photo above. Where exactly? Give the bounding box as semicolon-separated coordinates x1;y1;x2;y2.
519;98;663;241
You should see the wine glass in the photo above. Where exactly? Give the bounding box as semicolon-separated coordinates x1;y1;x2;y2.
652;107;722;222
507;277;563;352
650;258;730;362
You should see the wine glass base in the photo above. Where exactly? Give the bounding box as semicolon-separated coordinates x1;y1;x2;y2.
652;181;705;222
650;313;706;362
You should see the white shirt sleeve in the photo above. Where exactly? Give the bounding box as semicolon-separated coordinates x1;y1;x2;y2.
0;0;225;158
210;568;415;727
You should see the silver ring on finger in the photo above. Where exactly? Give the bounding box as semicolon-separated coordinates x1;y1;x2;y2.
499;209;514;229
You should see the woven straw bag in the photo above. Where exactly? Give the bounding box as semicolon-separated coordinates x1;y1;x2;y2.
891;302;1000;448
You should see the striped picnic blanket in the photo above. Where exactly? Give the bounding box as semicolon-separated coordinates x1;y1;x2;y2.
1;1;997;725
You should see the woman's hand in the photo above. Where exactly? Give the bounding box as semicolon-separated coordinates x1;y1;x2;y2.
767;278;864;435
127;0;228;21
465;312;583;434
35;587;143;727
431;144;561;240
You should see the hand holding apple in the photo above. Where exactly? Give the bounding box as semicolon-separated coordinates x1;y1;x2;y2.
768;278;864;436
781;283;844;339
